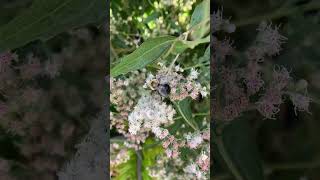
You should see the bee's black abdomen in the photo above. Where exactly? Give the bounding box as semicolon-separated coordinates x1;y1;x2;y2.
158;84;171;97
197;93;203;102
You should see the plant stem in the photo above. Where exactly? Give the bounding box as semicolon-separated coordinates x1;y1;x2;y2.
173;101;199;131
235;1;320;27
215;137;244;180
167;32;189;72
136;150;143;180
174;113;209;121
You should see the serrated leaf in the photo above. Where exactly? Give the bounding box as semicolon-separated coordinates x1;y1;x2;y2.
0;0;106;51
216;118;264;180
173;36;210;54
111;36;176;77
189;0;210;40
174;98;199;130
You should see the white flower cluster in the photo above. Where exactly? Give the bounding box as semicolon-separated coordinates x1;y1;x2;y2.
128;93;176;137
184;163;206;180
144;63;208;101
212;9;236;33
184;132;204;149
58;114;107;180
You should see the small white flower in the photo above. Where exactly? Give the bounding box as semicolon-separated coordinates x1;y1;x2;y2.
200;87;208;97
189;68;199;80
185;132;203;149
128;94;176;136
175;65;184;72
184;163;197;174
123;79;129;86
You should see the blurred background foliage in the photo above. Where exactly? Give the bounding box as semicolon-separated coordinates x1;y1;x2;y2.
213;0;320;180
0;0;106;179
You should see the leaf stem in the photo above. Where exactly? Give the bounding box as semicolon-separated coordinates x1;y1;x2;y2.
173;101;199;131
174;112;210;120
136;150;143;180
215;137;244;180
167;32;189;72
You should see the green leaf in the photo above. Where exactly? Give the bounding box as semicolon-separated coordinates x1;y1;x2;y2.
142;139;164;167
0;0;106;51
199;45;210;63
189;0;210;40
174;98;199;131
115;139;164;180
111;36;176;77
116;150;137;180
173;36;210;54
216;118;264;180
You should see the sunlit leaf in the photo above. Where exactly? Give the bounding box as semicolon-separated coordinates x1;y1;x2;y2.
173;36;210;54
189;0;210;40
111;36;176;77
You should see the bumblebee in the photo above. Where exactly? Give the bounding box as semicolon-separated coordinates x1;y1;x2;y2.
146;79;159;90
146;79;171;97
157;84;171;97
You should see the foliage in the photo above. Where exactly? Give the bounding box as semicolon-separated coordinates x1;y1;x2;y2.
110;0;210;179
213;0;320;180
0;0;106;179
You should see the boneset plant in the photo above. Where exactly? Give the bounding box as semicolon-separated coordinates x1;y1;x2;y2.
110;0;210;179
0;0;106;179
0;28;106;180
212;8;313;180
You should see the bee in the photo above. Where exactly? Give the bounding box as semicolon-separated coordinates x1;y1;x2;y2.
157;83;171;97
197;93;203;102
146;79;159;90
146;79;171;97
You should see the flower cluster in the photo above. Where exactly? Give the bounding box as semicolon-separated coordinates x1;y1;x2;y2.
212;9;236;34
110;71;151;149
148;142;210;180
112;62;210;179
213;11;311;121
0;27;106;180
128;93;176;135
144;63;208;101
184;152;210;180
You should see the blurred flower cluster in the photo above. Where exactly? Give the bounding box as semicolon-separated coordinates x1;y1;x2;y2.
212;10;311;122
0;27;105;180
